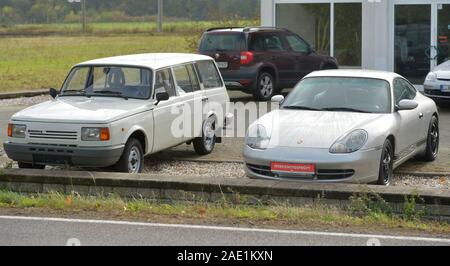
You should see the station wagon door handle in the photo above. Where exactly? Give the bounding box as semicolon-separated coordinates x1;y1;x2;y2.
419;112;424;119
176;103;185;108
202;97;209;102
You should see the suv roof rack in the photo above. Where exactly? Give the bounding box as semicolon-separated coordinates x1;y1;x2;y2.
206;26;290;33
206;27;244;32
243;26;290;32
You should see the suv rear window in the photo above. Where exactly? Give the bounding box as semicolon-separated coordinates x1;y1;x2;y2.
199;33;245;52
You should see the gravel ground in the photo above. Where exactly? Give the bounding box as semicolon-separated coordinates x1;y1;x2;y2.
0;95;49;106
3;158;450;189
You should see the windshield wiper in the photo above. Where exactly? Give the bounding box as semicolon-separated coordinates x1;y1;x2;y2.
322;107;371;113
283;105;323;111
91;90;128;99
61;89;86;95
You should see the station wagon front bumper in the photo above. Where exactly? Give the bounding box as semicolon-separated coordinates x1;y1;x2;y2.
3;142;124;168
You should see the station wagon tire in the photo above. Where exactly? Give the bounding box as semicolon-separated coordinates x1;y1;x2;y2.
418;116;439;162
253;72;275;101
377;140;394;186
17;162;45;169
193;116;216;155
115;138;144;173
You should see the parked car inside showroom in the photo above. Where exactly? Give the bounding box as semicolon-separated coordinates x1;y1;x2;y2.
244;70;439;185
424;59;450;101
198;27;338;101
4;53;233;173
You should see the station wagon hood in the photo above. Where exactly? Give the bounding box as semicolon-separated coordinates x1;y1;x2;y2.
260;109;385;149
11;97;153;124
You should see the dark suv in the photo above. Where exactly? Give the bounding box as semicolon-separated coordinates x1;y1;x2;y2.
198;27;338;100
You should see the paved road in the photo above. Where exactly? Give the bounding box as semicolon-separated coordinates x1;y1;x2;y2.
1;94;449;172
0;215;449;246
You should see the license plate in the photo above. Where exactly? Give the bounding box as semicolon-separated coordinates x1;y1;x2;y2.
33;154;71;165
216;62;228;69
440;85;450;92
271;162;315;174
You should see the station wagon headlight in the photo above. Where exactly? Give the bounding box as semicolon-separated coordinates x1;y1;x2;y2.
329;129;368;154
81;127;110;141
246;124;270;150
425;72;437;82
7;123;26;138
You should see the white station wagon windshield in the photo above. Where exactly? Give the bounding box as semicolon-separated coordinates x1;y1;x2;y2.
282;77;391;114
61;66;153;99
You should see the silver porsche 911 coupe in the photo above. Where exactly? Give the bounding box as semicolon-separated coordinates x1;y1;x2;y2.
244;70;439;185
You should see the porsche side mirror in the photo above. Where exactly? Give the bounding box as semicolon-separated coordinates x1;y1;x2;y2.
271;95;285;104
396;99;418;111
49;88;58;99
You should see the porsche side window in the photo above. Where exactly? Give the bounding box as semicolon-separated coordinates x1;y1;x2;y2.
394;79;415;104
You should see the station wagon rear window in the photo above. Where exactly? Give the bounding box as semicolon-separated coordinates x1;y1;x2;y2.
61;66;153;99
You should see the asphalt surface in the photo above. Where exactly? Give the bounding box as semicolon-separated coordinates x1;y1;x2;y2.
1;92;449;172
0;215;449;246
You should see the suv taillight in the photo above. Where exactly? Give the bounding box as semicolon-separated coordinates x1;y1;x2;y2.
240;51;254;65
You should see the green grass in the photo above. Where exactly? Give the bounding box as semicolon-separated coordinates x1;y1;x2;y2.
0;190;448;234
0;20;260;92
0;35;188;92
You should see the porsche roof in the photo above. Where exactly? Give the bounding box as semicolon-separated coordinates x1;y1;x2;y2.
306;69;402;81
75;53;213;70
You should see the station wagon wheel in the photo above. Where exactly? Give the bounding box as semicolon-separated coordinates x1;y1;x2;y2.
253;72;275;101
193;116;216;155
377;140;394;186
418;115;439;162
115;138;144;173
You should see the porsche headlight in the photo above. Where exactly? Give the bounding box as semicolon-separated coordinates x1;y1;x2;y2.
329;129;368;154
425;72;437;82
246;124;270;150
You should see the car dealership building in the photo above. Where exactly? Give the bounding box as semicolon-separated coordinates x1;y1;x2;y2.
260;0;450;86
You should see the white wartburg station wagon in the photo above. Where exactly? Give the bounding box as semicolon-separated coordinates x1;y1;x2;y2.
4;53;232;173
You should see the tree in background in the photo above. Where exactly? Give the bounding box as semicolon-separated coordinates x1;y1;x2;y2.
0;0;260;24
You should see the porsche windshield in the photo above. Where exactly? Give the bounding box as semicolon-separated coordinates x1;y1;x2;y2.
282;77;391;114
61;66;153;99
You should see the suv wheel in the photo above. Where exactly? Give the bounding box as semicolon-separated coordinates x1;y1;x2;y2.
253;72;275;101
193;116;216;155
115;138;144;173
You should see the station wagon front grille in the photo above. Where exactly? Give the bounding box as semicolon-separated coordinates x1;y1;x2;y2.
28;130;78;140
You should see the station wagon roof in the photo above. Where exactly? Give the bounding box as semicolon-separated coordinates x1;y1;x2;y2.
305;69;402;81
75;53;213;70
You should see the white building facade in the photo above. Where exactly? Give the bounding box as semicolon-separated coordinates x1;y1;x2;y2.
261;0;450;85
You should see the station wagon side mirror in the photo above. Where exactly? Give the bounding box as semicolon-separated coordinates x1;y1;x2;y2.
309;45;316;54
396;99;418;111
155;92;170;105
49;88;58;99
271;95;285;104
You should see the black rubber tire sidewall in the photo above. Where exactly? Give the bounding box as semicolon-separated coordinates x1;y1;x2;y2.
253;72;275;101
115;138;144;173
422;116;439;162
377;140;394;186
193;118;216;155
